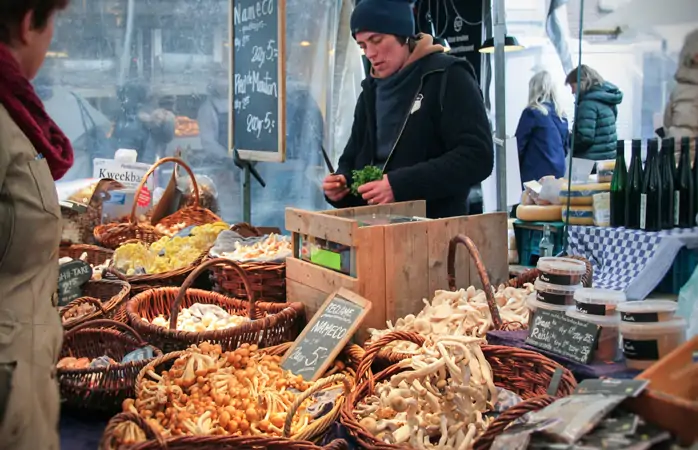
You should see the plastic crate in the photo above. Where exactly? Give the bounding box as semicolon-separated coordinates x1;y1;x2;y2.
513;220;566;267
656;247;698;294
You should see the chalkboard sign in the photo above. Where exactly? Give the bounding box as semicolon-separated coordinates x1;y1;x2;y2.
230;0;286;162
57;260;93;306
525;308;600;365
281;288;371;381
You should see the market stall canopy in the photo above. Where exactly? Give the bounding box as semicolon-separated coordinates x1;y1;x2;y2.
587;0;698;32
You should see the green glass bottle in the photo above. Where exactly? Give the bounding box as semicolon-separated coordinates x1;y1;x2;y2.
610;140;627;227
659;138;675;229
676;137;694;228
641;139;662;231
625;140;643;229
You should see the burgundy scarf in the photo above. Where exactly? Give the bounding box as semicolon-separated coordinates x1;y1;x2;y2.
0;44;73;180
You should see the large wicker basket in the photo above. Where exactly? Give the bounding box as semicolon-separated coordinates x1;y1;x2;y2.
99;342;363;449
57;319;163;414
94;157;220;249
59;278;131;328
126;258;305;353
341;331;577;450
100;412;349;450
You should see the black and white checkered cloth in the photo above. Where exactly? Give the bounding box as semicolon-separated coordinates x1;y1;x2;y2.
567;226;698;299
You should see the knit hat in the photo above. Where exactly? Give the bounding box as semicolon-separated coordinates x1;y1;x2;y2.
350;0;415;39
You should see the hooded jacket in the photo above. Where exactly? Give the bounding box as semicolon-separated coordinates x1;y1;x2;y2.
327;34;493;218
664;29;698;159
572;82;623;161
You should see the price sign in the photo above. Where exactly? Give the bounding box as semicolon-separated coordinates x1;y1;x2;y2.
281;288;371;381
230;0;286;162
525;308;600;365
57;260;93;306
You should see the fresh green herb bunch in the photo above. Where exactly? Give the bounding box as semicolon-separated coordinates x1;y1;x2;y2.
351;166;383;196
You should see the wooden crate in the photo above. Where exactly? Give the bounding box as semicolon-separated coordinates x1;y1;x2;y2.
285;201;508;340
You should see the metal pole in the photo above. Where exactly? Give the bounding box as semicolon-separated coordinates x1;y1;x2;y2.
242;164;252;223
492;0;507;212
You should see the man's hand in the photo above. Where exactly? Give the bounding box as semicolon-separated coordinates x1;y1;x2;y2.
358;175;395;205
323;174;349;202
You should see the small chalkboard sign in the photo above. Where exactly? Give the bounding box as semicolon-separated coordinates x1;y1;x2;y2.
281;288;371;381
57;260;93;306
525;308;600;364
229;0;286;162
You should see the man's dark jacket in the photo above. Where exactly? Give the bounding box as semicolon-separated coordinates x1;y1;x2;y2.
327;49;494;219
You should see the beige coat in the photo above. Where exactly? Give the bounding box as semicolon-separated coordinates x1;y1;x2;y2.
0;104;63;450
664;29;698;159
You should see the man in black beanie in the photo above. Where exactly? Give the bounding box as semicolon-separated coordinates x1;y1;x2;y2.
323;0;493;218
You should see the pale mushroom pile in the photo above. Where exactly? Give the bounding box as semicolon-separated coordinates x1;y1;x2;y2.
143;303;249;332
367;284;533;354
219;234;292;262
355;335;495;449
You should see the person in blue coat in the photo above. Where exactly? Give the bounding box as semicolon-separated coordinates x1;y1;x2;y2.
516;71;569;184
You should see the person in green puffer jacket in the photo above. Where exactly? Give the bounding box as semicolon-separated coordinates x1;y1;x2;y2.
565;65;623;161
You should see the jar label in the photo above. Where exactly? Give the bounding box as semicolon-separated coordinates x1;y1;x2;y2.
622;338;659;361
536;290;569;306
576;301;607;316
621;311;659;323
539;271;575;285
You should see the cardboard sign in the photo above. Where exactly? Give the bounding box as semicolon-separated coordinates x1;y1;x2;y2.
525;308;600;365
57;260;93;306
281;288;371;381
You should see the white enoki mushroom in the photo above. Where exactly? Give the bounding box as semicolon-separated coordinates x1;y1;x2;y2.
367;283;534;351
355;336;496;448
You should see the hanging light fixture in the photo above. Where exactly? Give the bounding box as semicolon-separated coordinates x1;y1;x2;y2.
426;11;450;52
478;35;524;53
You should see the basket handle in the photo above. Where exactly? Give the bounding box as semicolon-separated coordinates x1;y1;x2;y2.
98;412;166;450
63;318;146;344
130;156;201;224
447;234;503;330
169;257;257;329
357;331;425;396
135;350;187;397
283;374;352;438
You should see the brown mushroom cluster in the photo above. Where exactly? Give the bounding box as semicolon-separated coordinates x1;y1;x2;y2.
119;342;327;442
355;335;495;449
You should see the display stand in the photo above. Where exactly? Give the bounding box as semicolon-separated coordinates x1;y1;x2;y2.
285;201;509;339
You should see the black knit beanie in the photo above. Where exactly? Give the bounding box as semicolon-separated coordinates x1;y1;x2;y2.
350;0;415;39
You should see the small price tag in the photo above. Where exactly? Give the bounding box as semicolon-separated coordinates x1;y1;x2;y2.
57;260;93;306
137;186;152;208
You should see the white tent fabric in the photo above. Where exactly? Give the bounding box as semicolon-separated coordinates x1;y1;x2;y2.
589;0;698;31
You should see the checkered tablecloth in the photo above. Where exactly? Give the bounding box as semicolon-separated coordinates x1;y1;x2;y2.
567;226;698;299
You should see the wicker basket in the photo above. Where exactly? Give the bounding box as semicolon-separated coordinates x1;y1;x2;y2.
126;258;305;353
59;278;131;329
209;258;287;303
147;157;223;231
57;319;164;414
341;330;577;450
59;244;114;266
103;247;207;296
99;412;349;450
98;343;362;449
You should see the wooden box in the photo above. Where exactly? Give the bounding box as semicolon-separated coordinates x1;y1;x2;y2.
285;201;508;340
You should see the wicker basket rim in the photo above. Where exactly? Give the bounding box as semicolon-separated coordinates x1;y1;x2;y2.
58;328;164;375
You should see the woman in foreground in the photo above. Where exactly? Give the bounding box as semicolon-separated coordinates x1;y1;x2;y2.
0;1;72;448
